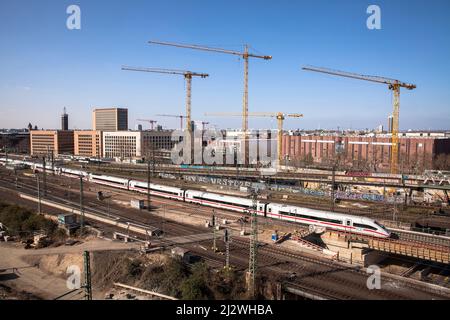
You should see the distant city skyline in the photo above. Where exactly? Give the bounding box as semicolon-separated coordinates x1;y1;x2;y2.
1;0;449;131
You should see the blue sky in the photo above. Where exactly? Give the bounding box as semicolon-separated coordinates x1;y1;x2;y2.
0;0;449;131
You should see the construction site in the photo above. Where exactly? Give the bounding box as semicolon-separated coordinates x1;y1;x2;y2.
1;2;450;311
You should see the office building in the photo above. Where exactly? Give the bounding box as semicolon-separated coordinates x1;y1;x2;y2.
102;130;176;159
92;108;128;131
30;130;74;156
74;130;103;158
61;107;69;131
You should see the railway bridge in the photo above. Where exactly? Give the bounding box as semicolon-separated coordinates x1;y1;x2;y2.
324;230;450;265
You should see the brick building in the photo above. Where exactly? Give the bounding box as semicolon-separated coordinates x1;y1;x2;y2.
281;132;450;172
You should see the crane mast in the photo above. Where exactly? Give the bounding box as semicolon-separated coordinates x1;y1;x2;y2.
391;84;401;173
149;40;271;166
122;66;208;164
302;66;416;174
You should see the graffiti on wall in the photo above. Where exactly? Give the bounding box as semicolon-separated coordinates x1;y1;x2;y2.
159;173;407;204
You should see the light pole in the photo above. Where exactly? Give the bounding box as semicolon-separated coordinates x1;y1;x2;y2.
36;174;41;214
212;210;217;252
147;150;151;212
79;175;84;234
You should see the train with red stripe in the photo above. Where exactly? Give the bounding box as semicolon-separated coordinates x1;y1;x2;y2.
2;159;391;238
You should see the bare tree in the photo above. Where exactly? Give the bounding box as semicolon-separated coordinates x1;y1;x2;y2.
434;154;450;170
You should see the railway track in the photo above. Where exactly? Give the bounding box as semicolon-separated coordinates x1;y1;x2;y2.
393;229;450;248
186;237;450;299
0;172;206;239
3;169;449;248
64;163;444;223
1;168;450;299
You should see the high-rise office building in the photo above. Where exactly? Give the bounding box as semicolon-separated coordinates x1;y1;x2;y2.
388;115;394;134
92;108;128;131
61;107;69;131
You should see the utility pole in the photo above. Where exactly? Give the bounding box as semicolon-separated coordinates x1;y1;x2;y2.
147;151;151;212
42;156;47;196
51;150;55;176
212;210;217;252
36;174;42;214
83;251;92;300
152;142;156;177
331;165;336;212
393;192;398;224
248;188;259;298
79;175;84;233
224;228;231;270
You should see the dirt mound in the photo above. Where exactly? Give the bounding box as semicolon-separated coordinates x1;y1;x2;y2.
23;254;83;279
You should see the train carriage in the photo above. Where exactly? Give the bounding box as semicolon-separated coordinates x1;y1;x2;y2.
60;168;89;179
185;190;255;213
129;180;184;200
266;203;390;238
89;174;129;189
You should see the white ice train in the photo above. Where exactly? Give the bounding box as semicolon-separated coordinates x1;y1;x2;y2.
184;190;254;213
183;190;389;238
264;203;390;238
129;180;185;200
0;158;391;238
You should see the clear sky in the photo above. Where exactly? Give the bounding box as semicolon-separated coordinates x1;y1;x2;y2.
1;0;449;131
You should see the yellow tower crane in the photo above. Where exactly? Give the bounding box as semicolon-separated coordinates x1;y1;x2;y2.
302;66;416;174
122;66;209;164
148;40;272;166
204;112;303;163
137;119;157;130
